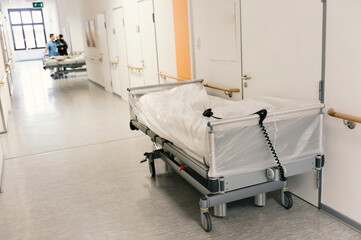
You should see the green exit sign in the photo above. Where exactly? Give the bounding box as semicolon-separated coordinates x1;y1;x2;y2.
32;2;43;8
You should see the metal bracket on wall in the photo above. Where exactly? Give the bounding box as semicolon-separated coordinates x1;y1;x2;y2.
319;80;324;102
224;91;233;98
343;120;356;129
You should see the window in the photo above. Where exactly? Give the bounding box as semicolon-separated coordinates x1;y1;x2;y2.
8;8;47;50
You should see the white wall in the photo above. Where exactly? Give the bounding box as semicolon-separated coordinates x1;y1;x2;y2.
57;0;123;88
0;12;14;63
322;0;361;225
0;12;13;132
58;0;178;90
1;0;60;61
0;11;11;188
57;0;83;52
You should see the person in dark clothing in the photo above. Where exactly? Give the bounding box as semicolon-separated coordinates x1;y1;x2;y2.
57;34;68;56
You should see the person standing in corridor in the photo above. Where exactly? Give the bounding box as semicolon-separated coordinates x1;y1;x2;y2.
44;33;58;57
57;34;68;56
44;33;58;77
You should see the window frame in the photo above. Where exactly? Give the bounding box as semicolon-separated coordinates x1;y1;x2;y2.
8;8;47;51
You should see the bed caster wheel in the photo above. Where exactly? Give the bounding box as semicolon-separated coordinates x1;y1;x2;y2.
282;191;293;209
129;121;138;131
148;160;155;178
201;212;212;232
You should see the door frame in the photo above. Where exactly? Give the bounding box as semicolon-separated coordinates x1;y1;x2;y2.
97;11;113;93
112;6;131;99
137;0;160;85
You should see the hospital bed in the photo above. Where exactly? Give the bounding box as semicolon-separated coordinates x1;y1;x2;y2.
43;55;87;79
128;80;325;232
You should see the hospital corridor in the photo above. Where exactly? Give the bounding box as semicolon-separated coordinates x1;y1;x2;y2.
0;0;360;239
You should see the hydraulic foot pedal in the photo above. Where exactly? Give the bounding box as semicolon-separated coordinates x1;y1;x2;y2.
140;150;163;178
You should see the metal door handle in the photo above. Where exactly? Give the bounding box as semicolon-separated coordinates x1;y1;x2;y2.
241;74;251;80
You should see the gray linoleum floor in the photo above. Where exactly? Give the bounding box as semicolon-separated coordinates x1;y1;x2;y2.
0;60;360;240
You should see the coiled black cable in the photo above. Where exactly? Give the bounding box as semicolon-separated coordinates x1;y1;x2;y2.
255;109;287;182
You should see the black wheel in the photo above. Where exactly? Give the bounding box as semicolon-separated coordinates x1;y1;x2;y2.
201;212;212;232
282;191;293;209
149;160;155;178
129;121;138;131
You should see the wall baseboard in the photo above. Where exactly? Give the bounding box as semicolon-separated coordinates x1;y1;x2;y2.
87;79;105;89
320;203;361;232
113;92;126;101
0;155;4;193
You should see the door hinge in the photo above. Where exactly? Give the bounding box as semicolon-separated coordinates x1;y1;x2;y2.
152;13;155;23
104;22;107;29
122;19;125;26
319;80;324;102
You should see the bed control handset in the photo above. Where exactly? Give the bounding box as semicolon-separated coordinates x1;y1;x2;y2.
203;109;222;119
255;109;287;182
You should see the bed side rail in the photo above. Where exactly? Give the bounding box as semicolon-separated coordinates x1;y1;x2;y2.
208;103;325;129
130;119;209;179
127;79;204;95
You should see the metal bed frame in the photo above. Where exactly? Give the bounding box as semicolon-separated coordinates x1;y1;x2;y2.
128;80;325;232
43;58;87;79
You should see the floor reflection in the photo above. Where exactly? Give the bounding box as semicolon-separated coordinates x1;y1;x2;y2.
2;60;140;159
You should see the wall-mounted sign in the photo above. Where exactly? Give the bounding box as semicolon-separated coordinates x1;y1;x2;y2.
32;2;44;8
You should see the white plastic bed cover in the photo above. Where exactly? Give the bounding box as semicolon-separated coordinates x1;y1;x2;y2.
43;55;86;67
129;81;323;178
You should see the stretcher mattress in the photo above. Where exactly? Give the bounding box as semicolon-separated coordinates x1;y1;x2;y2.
129;82;323;177
43;55;86;67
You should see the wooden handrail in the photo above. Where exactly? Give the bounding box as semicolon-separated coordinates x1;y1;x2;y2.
328;108;361;124
158;72;190;81
85;55;102;62
158;72;240;97
111;62;119;65
0;72;7;86
127;65;143;71
203;83;240;93
71;51;84;55
6;59;12;67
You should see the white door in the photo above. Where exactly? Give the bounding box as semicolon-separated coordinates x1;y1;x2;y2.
153;0;177;84
241;0;323;205
96;13;113;92
322;0;361;224
138;0;159;85
241;0;322;101
190;0;242;99
112;7;130;101
124;0;144;88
